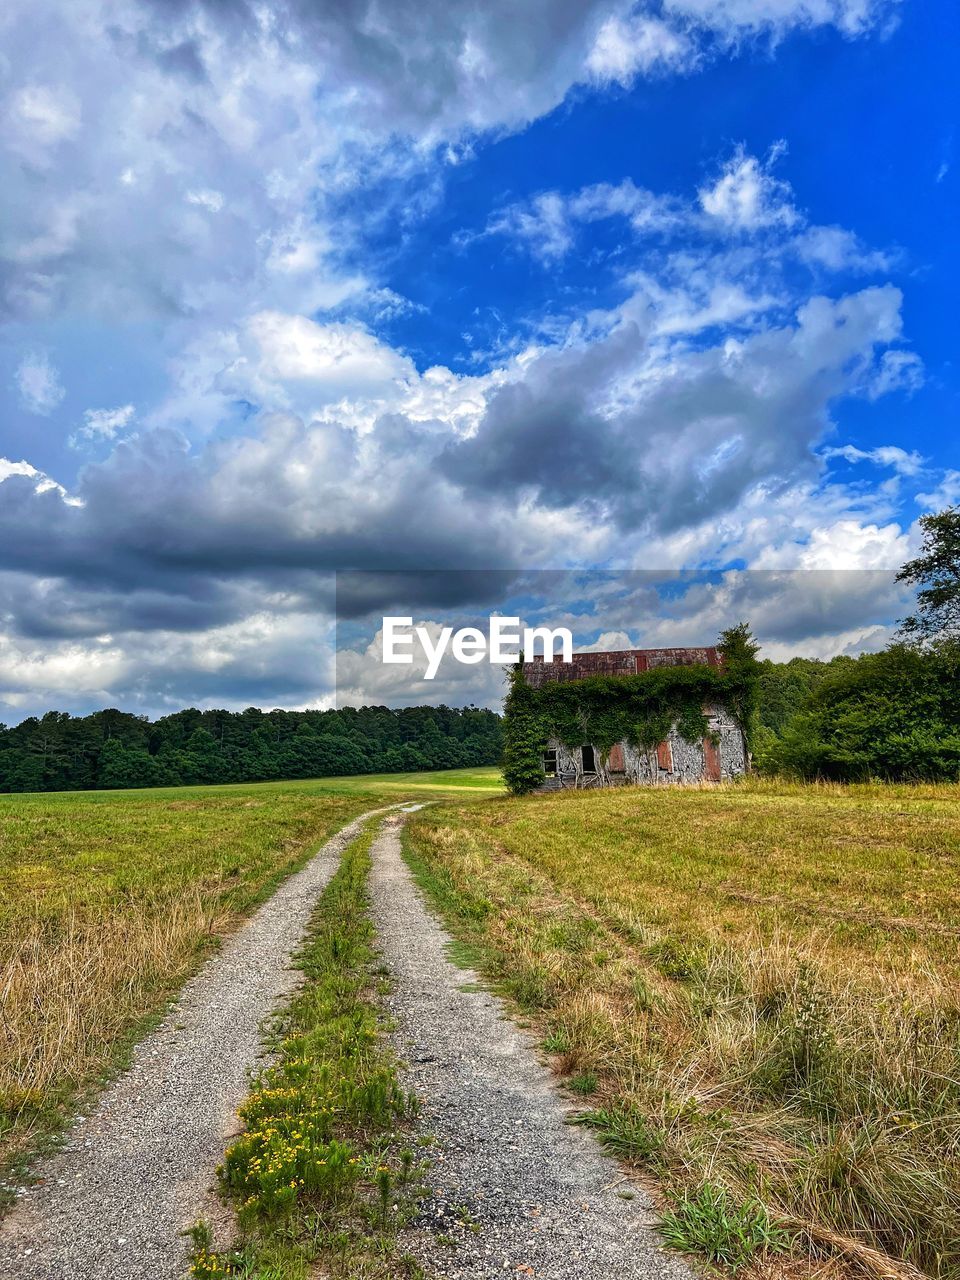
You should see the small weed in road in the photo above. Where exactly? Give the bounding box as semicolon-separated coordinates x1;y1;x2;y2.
578;1104;663;1161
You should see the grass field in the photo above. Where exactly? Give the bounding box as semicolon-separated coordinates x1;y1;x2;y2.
404;779;960;1278
5;768;959;1276
0;767;501;1183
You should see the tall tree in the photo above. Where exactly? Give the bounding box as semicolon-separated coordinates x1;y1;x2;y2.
717;623;761;748
897;506;960;644
501;665;546;796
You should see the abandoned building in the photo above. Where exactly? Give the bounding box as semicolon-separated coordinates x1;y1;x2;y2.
522;647;748;788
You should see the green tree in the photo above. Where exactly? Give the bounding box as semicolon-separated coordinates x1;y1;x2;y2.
501;665;546;796
717;623;760;749
175;728;231;785
755;656;842;735
897;506;960;644
0;749;44;792
98;739;165;789
766;645;960;782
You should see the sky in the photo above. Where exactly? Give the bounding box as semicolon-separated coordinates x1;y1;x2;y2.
0;0;956;719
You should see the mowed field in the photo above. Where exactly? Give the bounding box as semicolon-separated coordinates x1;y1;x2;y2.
0;768;502;1181
4;771;959;1277
405;780;960;1278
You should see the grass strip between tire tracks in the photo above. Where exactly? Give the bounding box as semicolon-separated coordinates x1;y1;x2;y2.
190;820;428;1280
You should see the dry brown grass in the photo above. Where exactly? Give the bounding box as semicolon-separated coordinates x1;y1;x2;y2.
0;782;384;1179
404;778;960;1279
2;891;221;1104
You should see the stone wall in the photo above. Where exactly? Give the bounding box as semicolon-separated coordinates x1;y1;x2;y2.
545;703;747;788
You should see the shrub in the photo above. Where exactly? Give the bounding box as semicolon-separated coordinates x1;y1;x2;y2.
766;643;960;782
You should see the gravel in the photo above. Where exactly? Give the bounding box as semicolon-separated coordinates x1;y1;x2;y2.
0;806;391;1280
368;813;694;1280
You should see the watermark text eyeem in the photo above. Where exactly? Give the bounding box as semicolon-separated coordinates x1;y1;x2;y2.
382;616;573;680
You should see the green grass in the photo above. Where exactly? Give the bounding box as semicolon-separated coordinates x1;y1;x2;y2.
190;821;425;1280
283;767;503;795
659;1183;793;1271
404;777;960;1280
0;767;501;1186
415;777;960;980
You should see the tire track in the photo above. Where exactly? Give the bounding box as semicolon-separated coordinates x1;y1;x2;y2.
368;813;693;1280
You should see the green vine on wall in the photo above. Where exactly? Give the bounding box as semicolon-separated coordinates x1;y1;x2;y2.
501;625;759;796
501;663;548;795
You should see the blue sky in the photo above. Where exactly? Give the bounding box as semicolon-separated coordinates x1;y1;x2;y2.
0;0;956;718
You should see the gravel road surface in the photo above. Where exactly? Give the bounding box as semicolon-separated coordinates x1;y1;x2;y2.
369;813;693;1280
0;807;389;1280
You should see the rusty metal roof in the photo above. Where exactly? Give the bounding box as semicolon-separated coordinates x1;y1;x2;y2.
521;646;721;689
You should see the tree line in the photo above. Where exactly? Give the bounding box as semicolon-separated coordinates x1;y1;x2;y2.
756;506;960;782
754;645;960;781
0;703;503;793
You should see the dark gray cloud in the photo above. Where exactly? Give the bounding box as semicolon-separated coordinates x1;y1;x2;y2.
441;325;650;512
334;571;525;621
442;286;904;535
0;569;305;641
0;416;528;637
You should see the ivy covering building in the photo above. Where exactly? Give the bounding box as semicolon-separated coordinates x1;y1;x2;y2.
502;626;758;794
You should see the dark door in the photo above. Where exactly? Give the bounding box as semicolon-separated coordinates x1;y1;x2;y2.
581;744;596;772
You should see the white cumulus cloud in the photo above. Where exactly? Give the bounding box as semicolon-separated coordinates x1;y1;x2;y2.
70;404;136;448
698;143;799;231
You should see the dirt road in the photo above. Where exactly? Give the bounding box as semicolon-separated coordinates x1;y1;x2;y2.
3;807;690;1280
